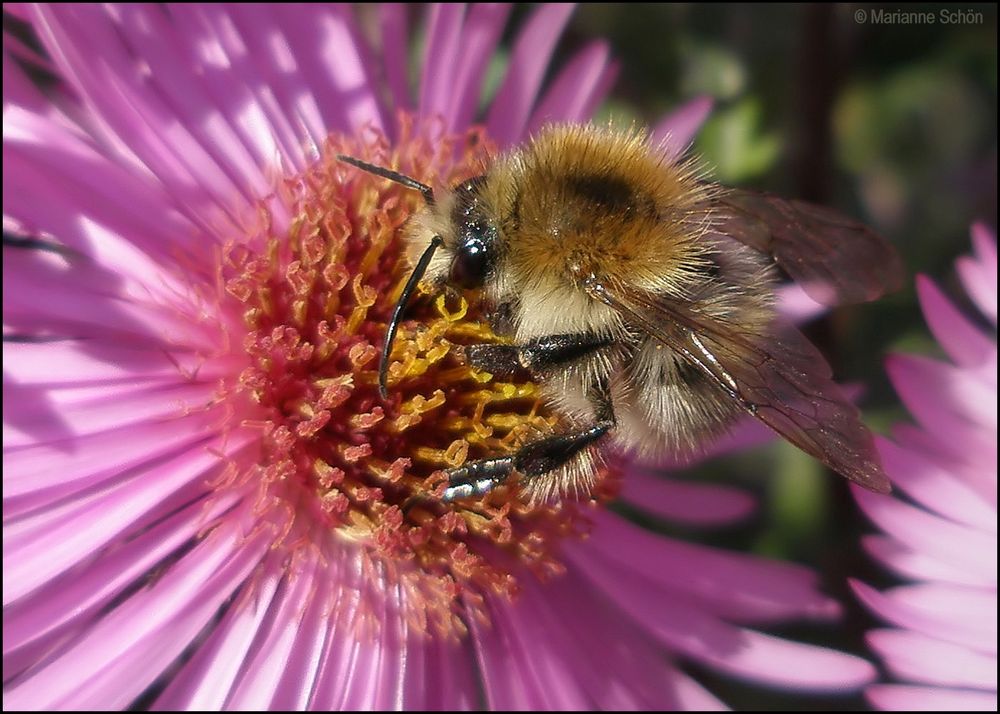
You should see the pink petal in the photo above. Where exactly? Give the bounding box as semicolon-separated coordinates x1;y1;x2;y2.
377;4;411;113
3;106;210;265
163;6;308;173
4;380;217;450
853;487;996;585
970;223;997;285
486;3;575;145
398;627;480;710
3;517;269;710
867;628;997;690
218;5;327;152
1;337;200;392
3;431;247;604
867;684;998;711
4;410;220;515
863;536;996;589
957;254;998;326
3;47;64;119
3;492;237;676
917;275;995;368
470;593;587;709
419;4;466;122
153;566;284;710
618;471;756;525
447;3;512;131
2;247;210;349
224;556;330;709
2;3;33;21
886;354;996;460
473;571;727;709
878;437;996;532
574;512;841;623
29;5;250;224
527;41;614;132
581;550;875;691
652;95;714;163
852;580;996;655
267;5;386;135
105;5;274;199
892;424;997;502
647;415;777;468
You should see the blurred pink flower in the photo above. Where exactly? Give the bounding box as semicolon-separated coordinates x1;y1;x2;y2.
853;224;997;711
4;4;874;709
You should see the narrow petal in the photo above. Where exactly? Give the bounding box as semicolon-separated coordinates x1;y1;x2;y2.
419;4;466;122
223;556;329;709
486;3;574;145
103;5;274;199
447;3;512;131
917;275;995;368
574;512;842;623
852;580;996;655
777;282;828;323
4;410;220;517
652;96;714;162
583;552;874;691
3;107;212;270
863;536;996;589
868;629;997;690
619;471;756;526
3;517;269;710
164;6;308;173
3;492;238;676
853;487;996;584
377;4;411;114
399;627;480;710
970;223;997;287
472;573;714;710
879;437;996;532
4;380;217;450
3;431;245;604
957;255;998;325
268;5;387;135
153;567;292;710
29;5;251;225
886;354;996;462
527;41;614;132
867;684;997;711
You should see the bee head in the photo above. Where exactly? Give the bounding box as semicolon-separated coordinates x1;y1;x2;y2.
336;156;502;398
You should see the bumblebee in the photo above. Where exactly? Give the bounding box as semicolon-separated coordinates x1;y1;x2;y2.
339;124;902;501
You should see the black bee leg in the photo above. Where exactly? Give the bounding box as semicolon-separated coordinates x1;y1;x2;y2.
465;332;612;376
440;456;516;501
443;375;616;501
442;423;613;501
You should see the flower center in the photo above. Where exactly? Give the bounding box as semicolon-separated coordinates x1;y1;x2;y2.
217;120;611;635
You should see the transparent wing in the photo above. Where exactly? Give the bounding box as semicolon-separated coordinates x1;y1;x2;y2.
583;277;891;493
713;189;904;305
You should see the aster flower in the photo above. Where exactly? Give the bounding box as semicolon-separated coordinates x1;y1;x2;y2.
5;4;876;709
851;224;997;712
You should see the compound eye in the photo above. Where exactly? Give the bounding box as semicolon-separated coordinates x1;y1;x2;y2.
449;236;490;289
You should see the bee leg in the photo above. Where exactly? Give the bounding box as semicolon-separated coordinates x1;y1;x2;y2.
442;424;612;501
465;332;612;376
443;378;615;501
441;456;516;501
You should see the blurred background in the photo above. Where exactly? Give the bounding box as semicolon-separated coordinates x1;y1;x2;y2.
537;3;995;710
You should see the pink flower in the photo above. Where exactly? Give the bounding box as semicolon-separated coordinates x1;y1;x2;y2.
853;224;997;711
4;4;874;709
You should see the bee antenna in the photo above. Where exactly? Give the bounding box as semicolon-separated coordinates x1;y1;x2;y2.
336;155;435;206
378;235;444;399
